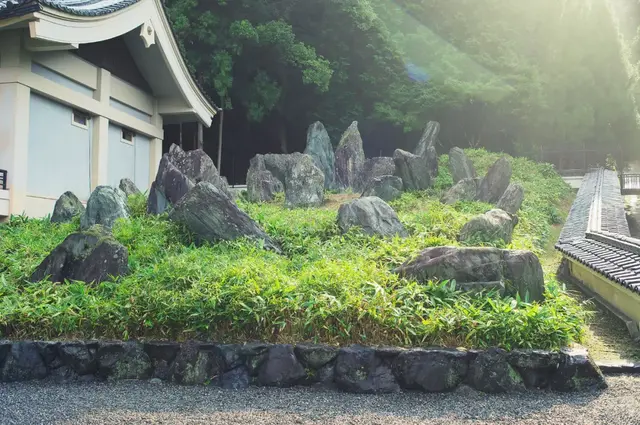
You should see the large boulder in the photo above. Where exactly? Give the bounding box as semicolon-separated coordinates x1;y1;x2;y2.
476;157;512;203
30;226;129;285
337;197;408;237
80;186;129;230
284;155;324;208
549;346;607;391
119;178;141;197
496;183;525;214
362;175;403;202
392;348;470;392
441;178;479;204
357;157;396;192
246;156;284;203
448;147;476;183
468;348;525;393
425;146;439;181
148;144;230;214
262;152;306;184
334;346;399;394
334;121;365;190
393;149;431;190
169;182;279;251
304;121;336;189
393;246;545;302
51;191;85;224
414;121;440;157
458;209;517;244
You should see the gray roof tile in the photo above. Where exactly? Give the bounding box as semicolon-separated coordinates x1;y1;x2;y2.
0;0;139;17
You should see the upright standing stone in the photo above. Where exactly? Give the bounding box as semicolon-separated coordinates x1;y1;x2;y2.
284;155;325;208
304;121;336;189
496;183;525;214
51;191;85;223
393;149;431;190
246;156;284;203
357;157;395;192
81;186;129;230
414;121;440;157
334;121;365;190
119;178;141;197
448;147;476;183
476;157;512;203
425;146;439;180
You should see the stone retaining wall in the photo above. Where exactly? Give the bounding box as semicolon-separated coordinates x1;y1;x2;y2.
0;340;607;393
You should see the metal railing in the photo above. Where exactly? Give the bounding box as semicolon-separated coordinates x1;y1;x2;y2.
0;169;6;190
620;173;640;194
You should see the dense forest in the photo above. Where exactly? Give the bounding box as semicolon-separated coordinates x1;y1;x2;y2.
165;0;640;183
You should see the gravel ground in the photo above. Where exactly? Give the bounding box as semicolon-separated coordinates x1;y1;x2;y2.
1;376;640;425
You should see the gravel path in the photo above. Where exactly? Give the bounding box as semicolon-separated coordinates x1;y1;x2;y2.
1;376;640;425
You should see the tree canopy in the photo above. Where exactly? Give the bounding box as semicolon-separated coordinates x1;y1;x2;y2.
166;0;640;177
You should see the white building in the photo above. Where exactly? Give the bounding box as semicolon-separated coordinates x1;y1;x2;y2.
0;0;218;218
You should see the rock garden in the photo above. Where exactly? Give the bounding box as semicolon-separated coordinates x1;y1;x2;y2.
0;120;600;392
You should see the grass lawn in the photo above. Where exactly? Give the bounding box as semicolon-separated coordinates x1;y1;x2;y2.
0;149;588;350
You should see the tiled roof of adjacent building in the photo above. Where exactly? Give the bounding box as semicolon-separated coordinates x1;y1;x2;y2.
0;0;139;18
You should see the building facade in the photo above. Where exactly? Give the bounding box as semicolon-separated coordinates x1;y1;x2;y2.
0;0;217;218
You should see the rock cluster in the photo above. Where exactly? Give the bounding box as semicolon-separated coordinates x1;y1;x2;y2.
394;246;545;302
0;340;606;393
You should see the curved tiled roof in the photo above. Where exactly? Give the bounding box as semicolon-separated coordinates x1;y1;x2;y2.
0;0;139;17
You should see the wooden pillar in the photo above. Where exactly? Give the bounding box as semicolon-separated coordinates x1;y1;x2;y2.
197;122;204;150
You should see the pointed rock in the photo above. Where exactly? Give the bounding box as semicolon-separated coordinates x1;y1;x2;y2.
51;191;85;223
334;121;365;190
393;149;431;190
81;186;129;230
304;121;336;189
119;178;141;197
169;182;279;252
496;183;525;214
448;147;476;183
477;157;512;203
414;121;440;157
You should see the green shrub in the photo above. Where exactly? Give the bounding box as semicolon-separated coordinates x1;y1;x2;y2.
0;149;583;349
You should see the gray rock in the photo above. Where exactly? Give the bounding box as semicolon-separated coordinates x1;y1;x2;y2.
448;147;476;183
441;178;479;204
30;227;129;285
58;342;97;376
219;366;250;390
458;209;517;244
119;178;141;197
148;144;230;214
0;342;48;382
262;152;306;184
294;345;338;369
414;121;440;157
392;348;470;392
97;342;152;380
357;157;395;192
393;149;431;190
169;342;220;385
51;191;85;223
477;157;512;203
426;146;439;181
362;175;403;202
334;346;399;394
81;186;129;230
468;348;525;393
246;156;284;203
169;182;279;252
304;121;336;189
507;350;562;389
549;346;607;391
334;121;365;190
284;155;325;208
503;250;545;303
393;246;545;302
337;196;408;237
258;345;306;387
496;183;525;214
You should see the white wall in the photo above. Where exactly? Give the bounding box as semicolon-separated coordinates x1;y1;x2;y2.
28;93;93;203
108;123;151;190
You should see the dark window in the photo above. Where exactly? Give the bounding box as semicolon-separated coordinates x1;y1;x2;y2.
122;129;136;143
72;109;90;128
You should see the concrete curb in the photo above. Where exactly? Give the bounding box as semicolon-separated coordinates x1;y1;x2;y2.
596;362;640;375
